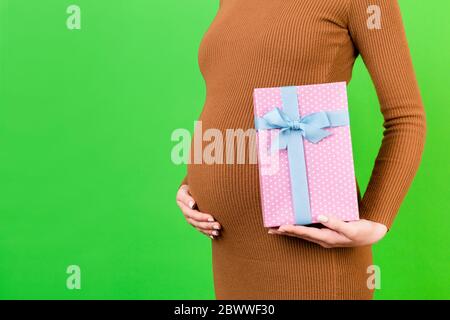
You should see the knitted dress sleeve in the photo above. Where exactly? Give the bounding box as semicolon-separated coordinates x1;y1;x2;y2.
347;0;427;229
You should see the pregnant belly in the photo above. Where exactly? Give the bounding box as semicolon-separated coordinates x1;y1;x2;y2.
185;96;264;230
187;162;263;232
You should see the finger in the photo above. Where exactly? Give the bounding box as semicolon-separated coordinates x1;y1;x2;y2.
196;228;219;238
268;229;333;248
176;185;196;209
278;225;350;245
281;231;343;248
278;225;328;240
299;236;333;248
194;226;216;239
317;215;357;239
186;218;221;234
177;201;216;223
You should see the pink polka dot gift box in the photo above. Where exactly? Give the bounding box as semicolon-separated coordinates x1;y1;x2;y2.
253;82;359;227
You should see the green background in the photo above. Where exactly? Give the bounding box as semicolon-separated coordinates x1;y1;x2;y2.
0;0;448;299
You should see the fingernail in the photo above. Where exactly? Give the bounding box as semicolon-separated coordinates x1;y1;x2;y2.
210;235;214;240
188;201;195;209
268;230;274;234
213;224;220;230
318;215;329;223
212;230;219;236
208;217;214;222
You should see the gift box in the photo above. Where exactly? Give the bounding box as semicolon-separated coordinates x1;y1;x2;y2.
253;82;359;227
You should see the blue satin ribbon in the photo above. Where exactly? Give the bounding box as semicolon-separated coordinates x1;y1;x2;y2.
255;86;350;225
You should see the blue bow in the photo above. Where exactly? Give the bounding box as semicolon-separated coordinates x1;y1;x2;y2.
255;107;349;152
254;86;350;225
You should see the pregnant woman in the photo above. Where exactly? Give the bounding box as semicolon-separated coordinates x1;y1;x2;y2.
175;0;426;299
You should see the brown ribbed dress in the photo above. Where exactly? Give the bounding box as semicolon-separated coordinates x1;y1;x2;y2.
181;0;426;299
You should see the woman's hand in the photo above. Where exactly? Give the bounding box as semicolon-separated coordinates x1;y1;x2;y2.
176;184;221;239
268;215;387;248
